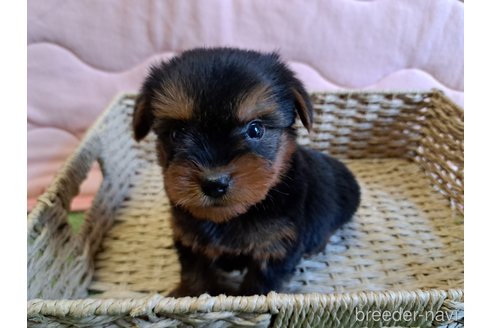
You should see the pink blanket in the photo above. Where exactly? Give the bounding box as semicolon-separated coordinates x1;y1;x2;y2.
27;0;464;211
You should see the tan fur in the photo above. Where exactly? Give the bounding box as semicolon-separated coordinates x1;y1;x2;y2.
163;132;296;223
152;81;194;120
237;84;278;122
156;142;167;166
172;218;297;261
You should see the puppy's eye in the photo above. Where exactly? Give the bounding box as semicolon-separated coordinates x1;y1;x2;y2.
170;127;186;141
246;121;265;139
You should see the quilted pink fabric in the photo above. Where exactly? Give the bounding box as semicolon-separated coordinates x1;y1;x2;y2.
27;0;464;211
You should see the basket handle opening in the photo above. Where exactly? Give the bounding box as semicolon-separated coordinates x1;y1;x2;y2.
27;134;104;300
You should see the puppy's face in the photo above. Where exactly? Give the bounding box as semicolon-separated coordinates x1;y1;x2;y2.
133;48;313;223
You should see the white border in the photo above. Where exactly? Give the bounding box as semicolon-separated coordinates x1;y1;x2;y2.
0;0;27;324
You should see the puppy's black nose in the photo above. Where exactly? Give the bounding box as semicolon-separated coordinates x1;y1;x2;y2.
201;175;230;198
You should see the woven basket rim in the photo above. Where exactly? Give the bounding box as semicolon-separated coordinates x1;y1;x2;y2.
115;88;463;111
28;288;463;317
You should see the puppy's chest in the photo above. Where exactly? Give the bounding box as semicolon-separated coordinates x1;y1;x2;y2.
172;214;297;261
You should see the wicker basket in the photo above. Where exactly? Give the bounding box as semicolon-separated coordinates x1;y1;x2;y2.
27;90;464;327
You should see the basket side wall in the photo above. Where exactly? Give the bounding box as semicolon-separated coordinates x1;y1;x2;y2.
412;92;464;215
27;96;147;300
300;92;431;159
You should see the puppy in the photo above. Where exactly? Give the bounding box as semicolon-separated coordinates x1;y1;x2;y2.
132;48;361;296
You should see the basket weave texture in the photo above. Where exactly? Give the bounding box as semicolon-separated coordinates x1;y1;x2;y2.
27;91;464;327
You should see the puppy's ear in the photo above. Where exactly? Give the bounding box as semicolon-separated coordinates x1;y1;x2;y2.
291;84;313;132
133;94;154;141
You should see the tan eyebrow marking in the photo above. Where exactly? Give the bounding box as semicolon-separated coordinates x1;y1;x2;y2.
152;81;193;120
237;84;278;122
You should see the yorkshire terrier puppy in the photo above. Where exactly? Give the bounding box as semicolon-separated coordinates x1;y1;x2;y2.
133;48;360;297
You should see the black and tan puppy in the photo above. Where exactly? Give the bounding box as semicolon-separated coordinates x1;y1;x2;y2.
133;48;360;296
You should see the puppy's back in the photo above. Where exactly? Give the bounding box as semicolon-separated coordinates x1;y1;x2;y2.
295;147;360;255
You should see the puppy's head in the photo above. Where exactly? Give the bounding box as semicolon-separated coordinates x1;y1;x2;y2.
133;48;313;223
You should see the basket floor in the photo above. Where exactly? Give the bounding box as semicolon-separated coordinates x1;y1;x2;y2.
90;158;463;297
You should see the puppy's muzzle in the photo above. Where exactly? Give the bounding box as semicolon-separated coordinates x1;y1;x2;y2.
201;174;231;199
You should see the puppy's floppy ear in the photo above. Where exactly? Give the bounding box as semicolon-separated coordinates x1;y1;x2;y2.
291;83;313;132
133;94;154;141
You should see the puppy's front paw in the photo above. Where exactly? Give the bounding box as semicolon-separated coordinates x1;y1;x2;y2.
167;283;202;298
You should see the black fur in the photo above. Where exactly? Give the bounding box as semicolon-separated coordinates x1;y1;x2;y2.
133;47;361;296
